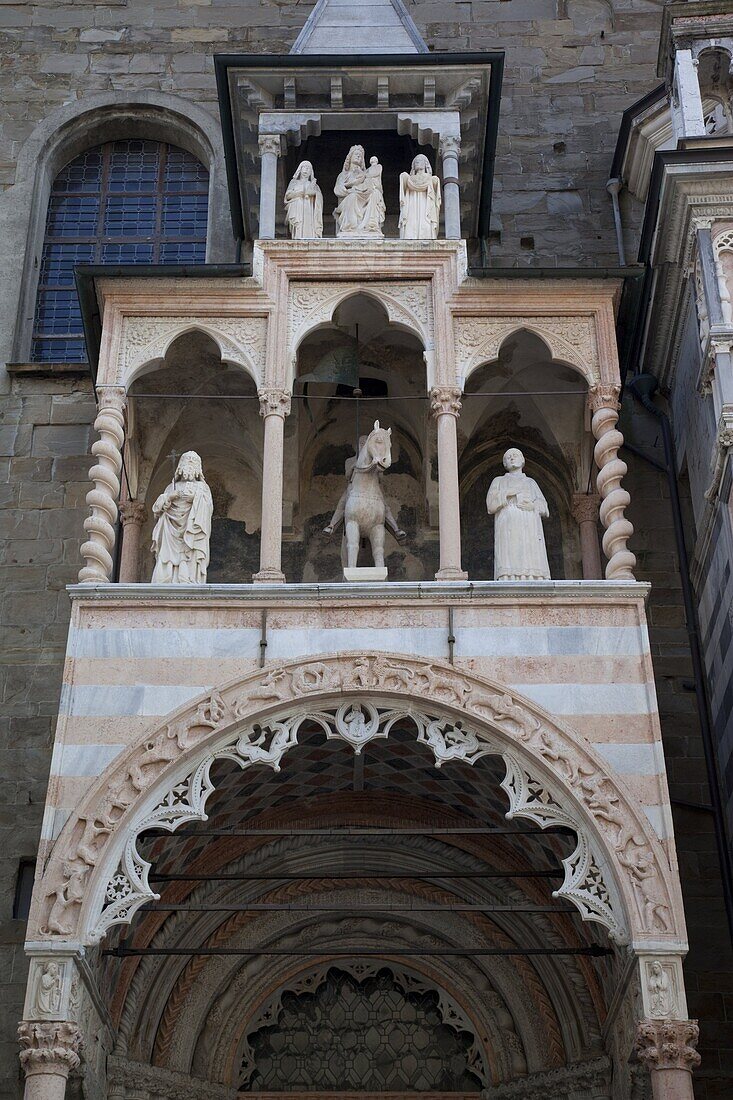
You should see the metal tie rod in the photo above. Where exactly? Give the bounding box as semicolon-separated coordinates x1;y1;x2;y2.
142;826;569;838
140;902;575;913
106;945;612;958
150;871;560;881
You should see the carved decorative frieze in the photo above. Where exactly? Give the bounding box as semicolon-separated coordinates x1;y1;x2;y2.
454;315;600;385
635;1018;701;1073
36;655;676;948
117;315;267;386
18;1020;82;1076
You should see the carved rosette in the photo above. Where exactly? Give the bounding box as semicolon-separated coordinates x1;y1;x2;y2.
588;384;636;581
118;500;147;529
18;1020;82;1077
430;386;462;418
78;387;126;584
635;1019;701;1074
258;388;292;419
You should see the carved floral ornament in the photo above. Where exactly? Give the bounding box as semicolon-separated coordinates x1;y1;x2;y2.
454;316;601;387
286;282;433;360
35;655;680;950
112;315;268;389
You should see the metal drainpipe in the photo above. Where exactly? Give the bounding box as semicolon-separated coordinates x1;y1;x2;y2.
628;372;733;942
606;178;626;267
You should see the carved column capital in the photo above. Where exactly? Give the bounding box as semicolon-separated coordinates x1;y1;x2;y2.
588;382;621;412
18;1021;82;1077
439;135;461;160
430;386;462;418
718;413;733;449
635;1019;701;1074
118;500;147;528
258;389;292;419
571;492;600;525
258;134;282;158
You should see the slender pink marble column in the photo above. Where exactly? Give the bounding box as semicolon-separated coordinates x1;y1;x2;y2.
571;492;602;580
18;1022;81;1100
118;500;147;583
635;1019;700;1100
430;386;468;581
254;388;291;584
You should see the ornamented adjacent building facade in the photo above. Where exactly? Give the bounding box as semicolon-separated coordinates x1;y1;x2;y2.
3;1;733;1099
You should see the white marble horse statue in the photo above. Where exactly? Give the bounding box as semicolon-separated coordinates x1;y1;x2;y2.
325;420;403;571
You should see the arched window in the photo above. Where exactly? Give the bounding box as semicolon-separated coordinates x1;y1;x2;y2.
32;139;209;362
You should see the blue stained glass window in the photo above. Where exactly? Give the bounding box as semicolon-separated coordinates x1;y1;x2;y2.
32;139;209;363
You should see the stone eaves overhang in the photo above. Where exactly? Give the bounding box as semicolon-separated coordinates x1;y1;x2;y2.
213;52;504;245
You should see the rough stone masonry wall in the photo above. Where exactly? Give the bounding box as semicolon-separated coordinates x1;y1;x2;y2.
0;0;731;1097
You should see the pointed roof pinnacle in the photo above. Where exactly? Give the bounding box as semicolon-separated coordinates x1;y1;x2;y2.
291;0;428;56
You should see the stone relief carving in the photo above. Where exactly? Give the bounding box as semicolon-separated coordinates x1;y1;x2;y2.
150;450;213;585
37;655;675;948
32;961;62;1018
635;1019;700;1073
486;448;551;581
287;281;432;353
454;315;599;384
18;1020;82;1075
646;959;679;1019
117;315;267;386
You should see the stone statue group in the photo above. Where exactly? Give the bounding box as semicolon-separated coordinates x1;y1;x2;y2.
149;437;551;585
284;144;441;241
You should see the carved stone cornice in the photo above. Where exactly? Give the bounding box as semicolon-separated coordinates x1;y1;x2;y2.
18;1020;82;1076
635;1018;701;1073
571;492;601;525
258;388;292;418
430;386;462;418
588;382;621;412
480;1055;610;1098
118;501;147;528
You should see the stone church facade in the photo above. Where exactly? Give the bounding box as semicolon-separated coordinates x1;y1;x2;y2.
3;1;733;1099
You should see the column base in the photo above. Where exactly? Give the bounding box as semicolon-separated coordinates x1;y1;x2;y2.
253;570;286;584
435;568;469;581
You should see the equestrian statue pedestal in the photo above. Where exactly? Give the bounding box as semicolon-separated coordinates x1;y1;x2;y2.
344;567;388;582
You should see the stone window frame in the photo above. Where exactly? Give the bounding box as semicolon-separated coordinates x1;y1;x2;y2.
10;92;232;365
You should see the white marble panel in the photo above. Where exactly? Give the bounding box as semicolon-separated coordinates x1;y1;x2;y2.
69;627;261;660
454;626;649;657
594;741;667;776
511;682;654;715
59;684;210;718
50;743;126;778
266;628;448;660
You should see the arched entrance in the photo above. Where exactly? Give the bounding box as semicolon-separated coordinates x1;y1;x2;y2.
22;655;691;1099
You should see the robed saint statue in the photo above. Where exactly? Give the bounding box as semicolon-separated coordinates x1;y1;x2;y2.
151;450;213;584
486;448;551;581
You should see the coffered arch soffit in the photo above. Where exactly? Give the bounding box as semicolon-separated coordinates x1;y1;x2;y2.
33;655;682;953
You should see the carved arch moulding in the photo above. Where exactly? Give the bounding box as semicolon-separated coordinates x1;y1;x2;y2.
454;315;602;388
30;655;684;954
103;314;268;390
287;282;434;362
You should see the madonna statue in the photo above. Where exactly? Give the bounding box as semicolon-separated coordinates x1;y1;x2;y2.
150;450;213;584
399;154;441;239
284;161;323;239
333;145;385;238
486;448;551;581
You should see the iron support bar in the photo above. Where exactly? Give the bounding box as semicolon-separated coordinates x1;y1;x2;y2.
105;945;612;958
140;902;574;913
150;871;559;881
141;826;568;838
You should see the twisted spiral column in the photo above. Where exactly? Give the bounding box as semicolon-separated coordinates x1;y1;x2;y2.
78;387;126;584
589;384;636;581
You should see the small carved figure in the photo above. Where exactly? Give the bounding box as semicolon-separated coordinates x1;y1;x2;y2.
44;864;87;936
618;843;671;933
324;423;404;571
486;449;551;581
128;726;184;792
284;161;323;239
648;960;675;1018
150;450;213;585
399;154;441;240
333;146;385;238
34;961;62;1016
247;669;291;703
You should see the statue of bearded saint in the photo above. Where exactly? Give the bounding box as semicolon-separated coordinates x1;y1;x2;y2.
150;450;213;584
486;448;551;581
399;154;441;240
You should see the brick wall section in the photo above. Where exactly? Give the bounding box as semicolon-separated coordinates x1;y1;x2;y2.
0;374;93;1091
